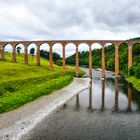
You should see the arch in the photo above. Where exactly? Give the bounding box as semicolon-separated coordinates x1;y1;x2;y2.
104;42;114;47
39;43;50;67
91;42;102;50
52;43;63;70
118;42;129;75
132;42;140;67
78;43;89;67
27;43;37;65
91;43;102;70
65;43;76;65
65;43;77;75
15;43;25;64
3;43;13;62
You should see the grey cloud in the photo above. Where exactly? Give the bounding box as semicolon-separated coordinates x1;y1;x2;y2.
0;0;140;41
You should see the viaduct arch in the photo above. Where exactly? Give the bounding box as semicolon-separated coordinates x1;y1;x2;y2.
0;40;138;78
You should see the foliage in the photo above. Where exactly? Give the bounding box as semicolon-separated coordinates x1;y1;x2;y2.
129;66;135;76
135;64;140;79
17;47;21;55
30;48;35;61
55;60;62;66
127;76;140;91
40;50;61;63
30;48;35;55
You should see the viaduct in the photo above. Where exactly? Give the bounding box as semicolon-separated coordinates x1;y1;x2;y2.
0;40;139;78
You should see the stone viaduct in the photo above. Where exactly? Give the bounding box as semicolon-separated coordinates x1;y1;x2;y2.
0;40;139;78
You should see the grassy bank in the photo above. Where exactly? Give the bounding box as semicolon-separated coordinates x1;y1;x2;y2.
126;76;140;91
0;53;85;113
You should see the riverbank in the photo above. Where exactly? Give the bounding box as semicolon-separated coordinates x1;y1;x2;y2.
0;78;90;140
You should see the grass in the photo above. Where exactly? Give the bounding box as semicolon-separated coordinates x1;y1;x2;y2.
0;52;85;113
127;76;140;91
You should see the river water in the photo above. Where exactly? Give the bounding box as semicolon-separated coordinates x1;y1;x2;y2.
24;68;140;140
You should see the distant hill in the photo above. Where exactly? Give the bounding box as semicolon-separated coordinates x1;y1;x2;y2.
129;37;140;40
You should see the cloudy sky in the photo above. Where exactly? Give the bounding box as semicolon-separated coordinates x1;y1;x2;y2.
1;0;140;41
1;0;140;55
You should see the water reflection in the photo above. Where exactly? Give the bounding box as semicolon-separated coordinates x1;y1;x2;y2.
76;94;80;109
88;80;93;112
127;83;132;112
75;78;137;112
101;80;105;111
114;78;119;112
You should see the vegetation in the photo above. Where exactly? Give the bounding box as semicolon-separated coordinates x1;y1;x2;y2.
40;50;61;64
17;46;21;55
30;48;35;60
0;52;85;113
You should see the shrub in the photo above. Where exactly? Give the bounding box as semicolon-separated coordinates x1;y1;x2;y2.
129;66;135;76
135;65;140;79
55;60;62;66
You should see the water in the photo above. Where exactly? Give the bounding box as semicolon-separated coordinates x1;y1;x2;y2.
24;69;140;140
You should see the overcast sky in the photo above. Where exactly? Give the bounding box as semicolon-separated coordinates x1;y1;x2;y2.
1;0;140;55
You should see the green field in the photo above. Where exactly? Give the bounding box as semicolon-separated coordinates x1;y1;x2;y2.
0;53;85;113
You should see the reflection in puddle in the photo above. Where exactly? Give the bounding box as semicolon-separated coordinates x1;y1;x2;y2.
88;80;93;112
101;79;105;111
115;78;119;112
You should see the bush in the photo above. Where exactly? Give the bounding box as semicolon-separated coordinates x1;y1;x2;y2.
129;66;135;76
135;65;140;79
55;60;62;66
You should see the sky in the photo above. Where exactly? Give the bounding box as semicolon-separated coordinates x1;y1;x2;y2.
1;0;140;56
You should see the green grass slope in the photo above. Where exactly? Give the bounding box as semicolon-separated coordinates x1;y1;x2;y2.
0;53;85;113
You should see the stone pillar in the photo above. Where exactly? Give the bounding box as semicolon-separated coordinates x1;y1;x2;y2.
12;46;16;63
0;46;2;60
76;46;79;77
89;45;92;79
62;45;66;73
0;47;1;60
49;46;53;71
36;46;40;66
24;46;28;64
102;46;105;78
128;44;132;69
115;45;119;78
1;46;4;60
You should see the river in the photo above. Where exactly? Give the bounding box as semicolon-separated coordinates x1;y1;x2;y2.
23;68;140;140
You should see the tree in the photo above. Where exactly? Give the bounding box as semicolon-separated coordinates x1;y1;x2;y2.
30;48;35;61
17;47;21;55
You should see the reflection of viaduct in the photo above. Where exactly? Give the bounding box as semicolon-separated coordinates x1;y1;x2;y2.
0;40;138;78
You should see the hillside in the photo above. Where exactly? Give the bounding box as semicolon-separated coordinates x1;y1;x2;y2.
0;53;85;113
